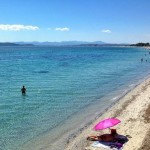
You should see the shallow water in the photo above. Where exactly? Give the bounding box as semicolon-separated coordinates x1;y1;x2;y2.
0;46;150;150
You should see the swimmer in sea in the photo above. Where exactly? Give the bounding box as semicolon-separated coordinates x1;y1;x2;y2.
21;86;26;95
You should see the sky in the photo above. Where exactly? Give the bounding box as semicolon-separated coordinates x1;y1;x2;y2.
0;0;150;43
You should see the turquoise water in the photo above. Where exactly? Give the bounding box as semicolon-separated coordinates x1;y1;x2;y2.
0;46;150;150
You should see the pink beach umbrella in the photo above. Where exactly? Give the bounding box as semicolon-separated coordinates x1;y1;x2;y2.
94;118;121;130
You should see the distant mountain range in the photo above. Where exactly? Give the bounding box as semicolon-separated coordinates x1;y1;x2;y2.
15;41;107;46
0;41;129;46
0;42;34;46
0;42;20;46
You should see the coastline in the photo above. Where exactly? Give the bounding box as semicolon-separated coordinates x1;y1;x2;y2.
144;46;150;50
17;46;150;150
66;76;150;150
12;45;150;150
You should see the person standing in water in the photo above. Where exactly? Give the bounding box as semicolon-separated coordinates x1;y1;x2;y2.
141;58;143;62
21;86;26;95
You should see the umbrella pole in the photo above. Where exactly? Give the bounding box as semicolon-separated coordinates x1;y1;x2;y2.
109;128;112;134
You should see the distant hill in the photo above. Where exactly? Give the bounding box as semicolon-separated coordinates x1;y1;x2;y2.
0;42;19;46
0;42;34;46
0;41;129;47
130;42;150;47
15;41;106;46
77;43;129;47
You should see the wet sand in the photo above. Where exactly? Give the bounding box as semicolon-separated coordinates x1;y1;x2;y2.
66;77;150;150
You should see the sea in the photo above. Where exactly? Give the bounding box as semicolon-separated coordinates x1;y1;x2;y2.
0;46;150;150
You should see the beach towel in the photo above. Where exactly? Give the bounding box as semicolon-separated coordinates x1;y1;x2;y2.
91;141;124;150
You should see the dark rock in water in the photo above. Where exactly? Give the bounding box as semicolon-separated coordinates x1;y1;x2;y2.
38;71;49;73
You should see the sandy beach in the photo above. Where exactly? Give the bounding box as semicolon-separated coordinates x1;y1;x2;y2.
144;46;150;50
66;76;150;150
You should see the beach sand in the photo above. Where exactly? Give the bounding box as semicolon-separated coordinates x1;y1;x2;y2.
144;46;150;50
66;77;150;150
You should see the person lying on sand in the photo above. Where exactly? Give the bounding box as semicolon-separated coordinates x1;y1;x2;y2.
87;129;128;143
87;129;118;142
87;134;116;142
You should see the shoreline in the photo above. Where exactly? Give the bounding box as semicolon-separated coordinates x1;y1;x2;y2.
20;78;143;150
20;75;150;150
66;76;150;150
144;46;150;50
15;45;150;150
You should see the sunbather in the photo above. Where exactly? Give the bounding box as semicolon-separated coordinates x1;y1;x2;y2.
110;129;117;135
87;134;116;142
87;129;118;142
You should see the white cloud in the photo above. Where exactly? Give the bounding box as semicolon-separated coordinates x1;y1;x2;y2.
0;24;39;31
55;27;70;31
101;29;112;33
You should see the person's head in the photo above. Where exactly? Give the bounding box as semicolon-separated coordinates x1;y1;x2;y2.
111;129;117;135
23;86;25;88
